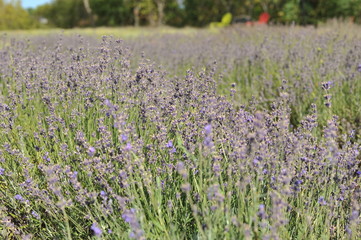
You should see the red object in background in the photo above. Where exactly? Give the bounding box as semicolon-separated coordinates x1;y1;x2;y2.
258;13;270;24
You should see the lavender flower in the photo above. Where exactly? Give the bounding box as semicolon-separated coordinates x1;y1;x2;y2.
14;195;24;201
321;81;333;91
42;153;51;162
125;143;132;151
166;140;173;148
88;147;96;157
204;124;214;148
121;134;128;142
122;208;144;239
318;197;327;206
166;140;176;153
204;124;212;135
31;211;40;219
176;161;188;179
104;99;112;107
258;204;266;219
91;223;102;237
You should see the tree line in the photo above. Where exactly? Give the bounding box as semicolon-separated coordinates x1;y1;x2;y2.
1;0;361;30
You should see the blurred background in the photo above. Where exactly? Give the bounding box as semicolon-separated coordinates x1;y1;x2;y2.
1;0;361;30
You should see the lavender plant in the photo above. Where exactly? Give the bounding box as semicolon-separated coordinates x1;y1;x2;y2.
0;26;360;239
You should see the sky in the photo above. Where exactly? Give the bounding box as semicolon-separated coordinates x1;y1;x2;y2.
21;0;52;9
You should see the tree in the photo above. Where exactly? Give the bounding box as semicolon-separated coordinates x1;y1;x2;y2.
34;0;89;28
163;0;186;26
155;0;165;25
83;0;94;26
0;0;36;30
89;0;133;26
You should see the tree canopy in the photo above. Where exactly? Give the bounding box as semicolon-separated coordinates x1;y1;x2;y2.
0;0;36;30
1;0;361;29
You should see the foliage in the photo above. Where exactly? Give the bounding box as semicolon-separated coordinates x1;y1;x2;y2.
33;0;89;28
1;0;361;29
210;12;233;28
0;0;36;30
281;0;299;23
89;0;133;26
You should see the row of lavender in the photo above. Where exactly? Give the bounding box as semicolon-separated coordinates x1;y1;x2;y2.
0;28;360;239
126;27;361;136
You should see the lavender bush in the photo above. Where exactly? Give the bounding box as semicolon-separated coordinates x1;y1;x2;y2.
0;26;360;239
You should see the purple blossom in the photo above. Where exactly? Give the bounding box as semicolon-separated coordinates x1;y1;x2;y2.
0;168;4;175
122;208;144;239
125;143;132;151
294;179;303;186
88;147;96;157
14;194;24;201
104;99;112;107
31;210;40;219
122;208;137;223
204;136;214;148
207;184;224;203
91;223;102;237
166;140;176;153
121;134;128;142
203;124;214;148
166;140;173;148
204;124;212;135
318;196;327;206
42;153;51;162
119;170;128;179
258;204;266;219
321;81;333;91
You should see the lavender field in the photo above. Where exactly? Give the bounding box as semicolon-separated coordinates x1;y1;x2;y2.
0;26;361;239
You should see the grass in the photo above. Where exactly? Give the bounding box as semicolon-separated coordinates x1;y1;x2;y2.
0;26;203;39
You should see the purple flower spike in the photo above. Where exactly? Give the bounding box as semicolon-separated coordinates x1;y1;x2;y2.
0;168;4;175
318;196;327;206
15;194;24;201
321;81;333;91
166;140;173;148
31;210;40;219
125;143;132;151
104;99;113;107
91;223;102;237
121;134;128;142
204;124;212;135
88;147;96;157
258;204;266;219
